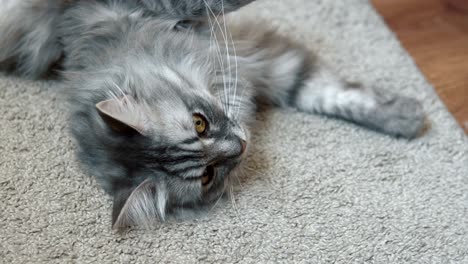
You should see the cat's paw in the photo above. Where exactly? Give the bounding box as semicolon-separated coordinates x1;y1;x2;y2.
373;95;426;139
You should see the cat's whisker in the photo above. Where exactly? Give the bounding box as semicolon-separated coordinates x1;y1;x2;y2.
204;0;232;115
106;90;118;103
109;80;128;107
235;83;247;118
232;169;244;189
209;186;226;213
229;184;241;221
220;1;234;115
206;12;220;105
243;165;256;171
209;177;229;213
204;3;229;114
234;86;245;119
224;11;240;119
207;10;228;114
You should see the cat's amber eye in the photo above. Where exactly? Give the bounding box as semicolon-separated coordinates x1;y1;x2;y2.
201;166;215;188
192;114;207;135
201;173;212;186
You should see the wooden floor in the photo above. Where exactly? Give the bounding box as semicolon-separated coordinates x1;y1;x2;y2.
371;0;468;133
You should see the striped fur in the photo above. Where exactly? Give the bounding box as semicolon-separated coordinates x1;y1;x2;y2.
0;0;425;229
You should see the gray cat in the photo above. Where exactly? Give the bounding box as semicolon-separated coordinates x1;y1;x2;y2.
0;0;425;229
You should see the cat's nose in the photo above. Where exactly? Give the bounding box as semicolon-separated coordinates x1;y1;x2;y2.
240;139;247;155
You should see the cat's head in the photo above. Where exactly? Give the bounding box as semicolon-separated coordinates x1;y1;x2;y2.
69;16;254;229
99;94;249;229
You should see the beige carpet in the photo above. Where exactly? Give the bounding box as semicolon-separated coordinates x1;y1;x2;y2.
1;0;467;263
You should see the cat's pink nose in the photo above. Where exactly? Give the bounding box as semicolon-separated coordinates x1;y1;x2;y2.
240;140;247;154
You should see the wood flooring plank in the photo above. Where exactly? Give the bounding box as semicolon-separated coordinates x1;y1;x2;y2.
371;0;468;133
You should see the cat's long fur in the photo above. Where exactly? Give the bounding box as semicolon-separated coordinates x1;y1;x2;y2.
0;0;425;229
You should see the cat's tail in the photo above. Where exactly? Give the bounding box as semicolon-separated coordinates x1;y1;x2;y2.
0;0;69;78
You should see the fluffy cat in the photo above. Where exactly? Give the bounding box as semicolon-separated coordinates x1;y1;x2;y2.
0;0;425;229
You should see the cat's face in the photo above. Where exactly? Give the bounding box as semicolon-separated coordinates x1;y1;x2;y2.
83;33;252;228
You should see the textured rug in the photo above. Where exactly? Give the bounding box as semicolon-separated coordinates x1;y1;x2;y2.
1;0;467;263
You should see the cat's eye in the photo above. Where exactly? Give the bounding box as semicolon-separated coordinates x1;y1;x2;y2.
192;114;207;135
174;20;193;31
201;173;212;186
201;165;215;187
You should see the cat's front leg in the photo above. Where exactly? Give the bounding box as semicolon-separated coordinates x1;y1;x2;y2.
292;66;426;138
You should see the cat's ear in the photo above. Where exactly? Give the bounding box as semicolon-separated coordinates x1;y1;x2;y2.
96;96;146;135
172;0;255;31
142;0;255;19
112;179;167;230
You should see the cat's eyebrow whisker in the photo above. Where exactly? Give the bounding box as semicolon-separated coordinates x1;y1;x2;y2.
220;1;233;115
106;90;119;103
204;0;232;115
224;10;239;119
207;10;227;114
204;3;229;114
109;80;128;107
206;32;226;113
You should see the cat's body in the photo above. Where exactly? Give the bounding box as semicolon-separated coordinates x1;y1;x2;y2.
0;0;425;229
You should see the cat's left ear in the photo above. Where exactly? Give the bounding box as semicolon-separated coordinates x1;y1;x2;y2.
172;0;256;32
96;96;147;135
143;0;255;20
112;179;167;230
